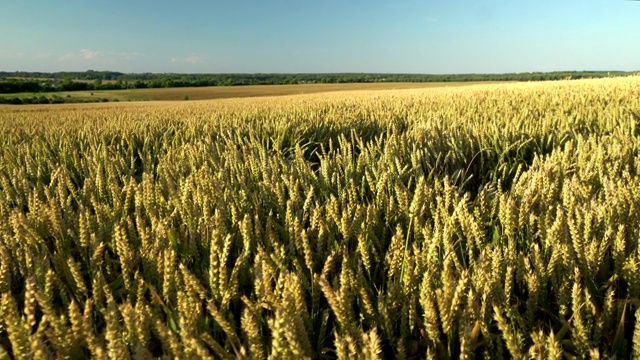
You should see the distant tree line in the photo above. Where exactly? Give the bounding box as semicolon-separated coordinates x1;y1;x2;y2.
0;70;636;94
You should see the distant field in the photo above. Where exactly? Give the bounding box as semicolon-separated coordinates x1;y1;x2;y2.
0;81;509;103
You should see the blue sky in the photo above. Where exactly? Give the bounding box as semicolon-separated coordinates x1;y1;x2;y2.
1;0;639;73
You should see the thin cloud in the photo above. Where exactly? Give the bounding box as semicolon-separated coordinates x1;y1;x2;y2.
119;52;143;60
185;55;204;64
33;53;53;60
60;49;143;61
425;17;438;23
170;55;206;64
59;53;76;61
80;49;100;59
1;51;26;58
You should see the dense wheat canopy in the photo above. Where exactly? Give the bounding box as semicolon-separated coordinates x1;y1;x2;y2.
1;77;640;359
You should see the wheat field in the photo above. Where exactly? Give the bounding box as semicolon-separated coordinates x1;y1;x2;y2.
1;77;640;359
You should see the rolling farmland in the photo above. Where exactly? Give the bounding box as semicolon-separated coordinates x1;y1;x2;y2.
0;81;503;104
1;77;640;358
